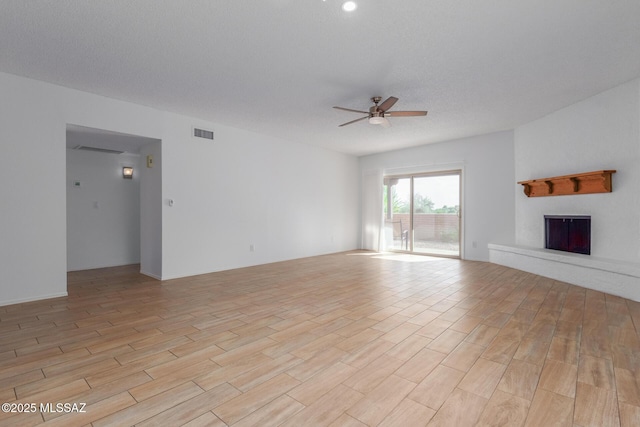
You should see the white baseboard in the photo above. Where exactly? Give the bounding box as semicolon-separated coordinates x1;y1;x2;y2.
0;292;69;308
140;270;162;280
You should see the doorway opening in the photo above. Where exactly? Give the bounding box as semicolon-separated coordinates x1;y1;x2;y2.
383;170;461;258
66;124;162;278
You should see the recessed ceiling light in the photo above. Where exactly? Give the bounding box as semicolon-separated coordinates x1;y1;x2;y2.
342;1;357;12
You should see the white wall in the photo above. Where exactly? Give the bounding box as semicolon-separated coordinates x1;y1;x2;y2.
0;74;68;305
514;78;640;262
0;71;360;306
160;112;360;279
139;142;162;279
359;131;515;261
66;149;141;271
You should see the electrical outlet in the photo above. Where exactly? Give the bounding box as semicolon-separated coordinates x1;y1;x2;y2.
249;244;255;252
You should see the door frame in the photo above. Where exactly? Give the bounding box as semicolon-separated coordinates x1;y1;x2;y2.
383;169;462;258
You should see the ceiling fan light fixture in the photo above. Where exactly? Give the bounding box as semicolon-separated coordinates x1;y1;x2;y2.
342;1;357;12
334;96;427;128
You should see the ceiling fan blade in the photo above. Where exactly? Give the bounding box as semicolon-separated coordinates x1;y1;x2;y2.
333;106;369;114
338;116;368;127
381;117;391;128
377;96;399;112
385;110;428;117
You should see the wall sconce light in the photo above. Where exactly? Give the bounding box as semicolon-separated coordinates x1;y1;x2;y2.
122;167;133;179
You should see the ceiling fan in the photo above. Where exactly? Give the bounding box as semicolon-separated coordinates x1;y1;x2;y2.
333;96;428;128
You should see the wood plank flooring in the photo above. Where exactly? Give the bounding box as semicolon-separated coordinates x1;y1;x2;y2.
1;251;640;426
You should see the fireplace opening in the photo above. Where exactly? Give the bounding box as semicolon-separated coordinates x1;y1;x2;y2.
545;215;591;255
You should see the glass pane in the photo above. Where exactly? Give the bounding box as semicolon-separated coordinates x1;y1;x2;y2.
383;177;411;251
412;174;460;256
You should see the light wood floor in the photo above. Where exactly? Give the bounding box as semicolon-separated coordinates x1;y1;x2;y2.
1;251;640;426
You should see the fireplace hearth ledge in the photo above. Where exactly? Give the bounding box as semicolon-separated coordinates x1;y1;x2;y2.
488;243;640;302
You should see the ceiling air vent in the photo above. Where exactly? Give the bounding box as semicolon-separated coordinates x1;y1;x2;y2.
193;127;214;140
73;145;124;154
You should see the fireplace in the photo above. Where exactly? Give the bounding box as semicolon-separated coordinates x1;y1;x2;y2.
545;215;591;255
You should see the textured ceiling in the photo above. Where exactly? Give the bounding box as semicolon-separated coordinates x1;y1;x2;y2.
2;0;639;156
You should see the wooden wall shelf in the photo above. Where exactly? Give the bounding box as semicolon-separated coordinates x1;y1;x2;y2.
518;170;616;197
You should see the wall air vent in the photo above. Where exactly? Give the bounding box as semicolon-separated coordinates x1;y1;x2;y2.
73;145;124;154
193;127;214;140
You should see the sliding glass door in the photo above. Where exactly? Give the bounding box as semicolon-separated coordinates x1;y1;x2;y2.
383;177;411;251
383;171;461;257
